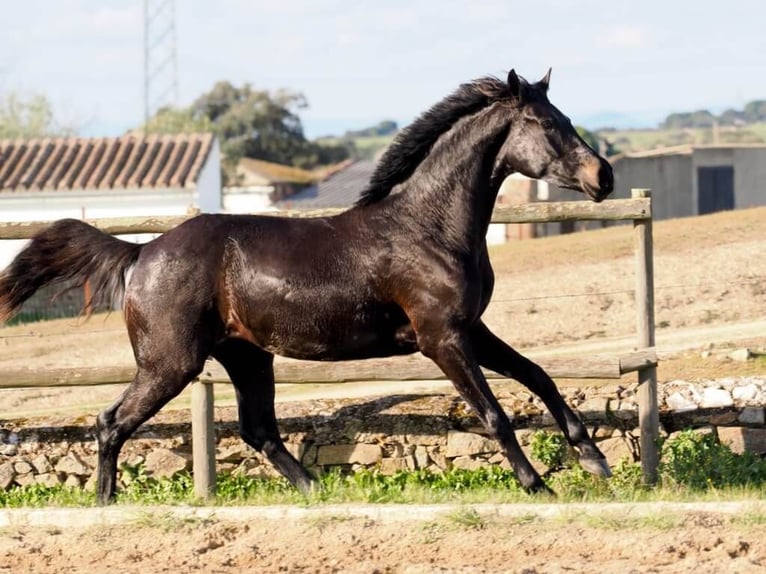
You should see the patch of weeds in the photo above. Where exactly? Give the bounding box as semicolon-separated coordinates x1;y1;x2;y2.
529;430;568;470
443;507;486;530
117;465;195;504
420;522;445;545
730;512;766;527
304;514;355;533
584;513;680;531
132;510;215;533
660;430;766;490
0;484;95;507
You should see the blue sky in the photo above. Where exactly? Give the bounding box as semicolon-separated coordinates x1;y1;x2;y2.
2;0;765;138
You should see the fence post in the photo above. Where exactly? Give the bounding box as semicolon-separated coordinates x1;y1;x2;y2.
632;188;659;484
191;379;216;499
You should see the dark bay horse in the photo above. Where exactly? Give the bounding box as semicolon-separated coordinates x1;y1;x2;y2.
0;69;614;504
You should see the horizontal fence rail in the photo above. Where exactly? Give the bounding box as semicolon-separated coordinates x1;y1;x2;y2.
0;197;652;240
0;349;658;390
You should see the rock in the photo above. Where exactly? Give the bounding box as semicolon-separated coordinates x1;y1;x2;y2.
284;443;307;463
450;456;486;471
445;431;498;458
413;445;430;469
31;454;53;474
732;384;759;402
577;397;610;421
666;392;698;413
144;448;190;478
216;445;250;462
597;437;634;466
15;473;36;487
84;473;98;492
35;473;62;488
378;458;407;475
0;462;15;489
700;388;734;409
14;461;33;475
316;444;382;466
301;444;318;467
64;475;83;489
1;444;18;456
426;446;447;470
728;348;753;362
55;452;89;476
739;407;766;425
709;412;739;425
718;427;766;455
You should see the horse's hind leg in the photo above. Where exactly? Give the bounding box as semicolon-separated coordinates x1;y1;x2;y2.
96;362;204;504
212;339;314;493
95;312;213;504
471;321;611;477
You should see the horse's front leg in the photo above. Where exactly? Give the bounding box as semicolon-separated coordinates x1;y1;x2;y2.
471;321;611;478
417;325;551;493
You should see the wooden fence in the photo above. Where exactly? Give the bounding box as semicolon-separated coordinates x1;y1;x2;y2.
0;189;658;497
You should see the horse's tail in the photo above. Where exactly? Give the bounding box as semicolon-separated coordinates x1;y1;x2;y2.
0;219;143;323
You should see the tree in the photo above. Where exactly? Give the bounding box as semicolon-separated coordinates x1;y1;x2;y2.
743;100;766;123
140;81;351;183
0;93;73;138
140;106;212;135
576;126;599;150
718;108;745;126
661;110;715;129
190;82;310;168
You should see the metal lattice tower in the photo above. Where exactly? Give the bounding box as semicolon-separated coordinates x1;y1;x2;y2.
143;0;179;124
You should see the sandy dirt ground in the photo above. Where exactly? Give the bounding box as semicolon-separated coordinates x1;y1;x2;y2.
1;506;765;573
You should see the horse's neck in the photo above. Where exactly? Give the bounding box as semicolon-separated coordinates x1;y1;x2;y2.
395;104;511;252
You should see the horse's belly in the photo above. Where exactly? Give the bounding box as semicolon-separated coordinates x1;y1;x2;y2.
236;301;418;361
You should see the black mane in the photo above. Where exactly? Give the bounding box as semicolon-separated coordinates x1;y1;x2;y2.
356;76;516;207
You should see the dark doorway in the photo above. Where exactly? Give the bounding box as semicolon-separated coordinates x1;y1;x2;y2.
698;166;734;215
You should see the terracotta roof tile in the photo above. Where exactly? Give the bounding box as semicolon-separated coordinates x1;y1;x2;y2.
0;134;215;192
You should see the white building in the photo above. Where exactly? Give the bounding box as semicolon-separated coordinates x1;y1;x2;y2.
0;133;220;268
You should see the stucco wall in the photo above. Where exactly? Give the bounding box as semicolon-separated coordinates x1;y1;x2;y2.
612;154;693;220
732;148;766;208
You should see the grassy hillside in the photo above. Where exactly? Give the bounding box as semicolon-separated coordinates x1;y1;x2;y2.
598;122;766;153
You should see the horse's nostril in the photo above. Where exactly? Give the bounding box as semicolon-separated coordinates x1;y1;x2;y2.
598;162;614;194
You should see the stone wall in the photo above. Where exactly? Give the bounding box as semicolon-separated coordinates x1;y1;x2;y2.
1;376;765;490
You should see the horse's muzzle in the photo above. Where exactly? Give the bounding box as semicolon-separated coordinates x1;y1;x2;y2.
585;158;614;202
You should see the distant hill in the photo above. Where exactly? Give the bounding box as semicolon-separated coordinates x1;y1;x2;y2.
596;122;766;154
315;120;398;160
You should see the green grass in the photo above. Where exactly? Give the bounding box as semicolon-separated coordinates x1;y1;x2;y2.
599;122;766;153
2;431;765;508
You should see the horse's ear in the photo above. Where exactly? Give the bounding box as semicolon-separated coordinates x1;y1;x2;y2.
539;68;552;92
507;69;522;98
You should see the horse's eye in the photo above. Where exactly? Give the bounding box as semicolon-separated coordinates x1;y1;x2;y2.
541;120;554;130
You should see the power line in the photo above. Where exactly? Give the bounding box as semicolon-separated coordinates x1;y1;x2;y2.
143;0;179;124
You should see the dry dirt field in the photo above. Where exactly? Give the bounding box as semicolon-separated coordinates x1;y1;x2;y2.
0;207;765;573
1;505;765;573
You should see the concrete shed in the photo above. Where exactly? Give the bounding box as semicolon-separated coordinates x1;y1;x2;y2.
610;144;766;220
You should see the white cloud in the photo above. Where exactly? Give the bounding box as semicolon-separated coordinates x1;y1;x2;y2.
603;26;649;49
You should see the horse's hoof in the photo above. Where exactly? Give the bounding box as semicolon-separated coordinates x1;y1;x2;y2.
527;481;556;498
579;455;612;478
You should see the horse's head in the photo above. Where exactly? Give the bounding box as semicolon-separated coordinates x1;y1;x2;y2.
496;69;613;202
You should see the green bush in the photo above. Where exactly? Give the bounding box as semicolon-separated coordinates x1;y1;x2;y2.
529;430;568;469
660;429;766;490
